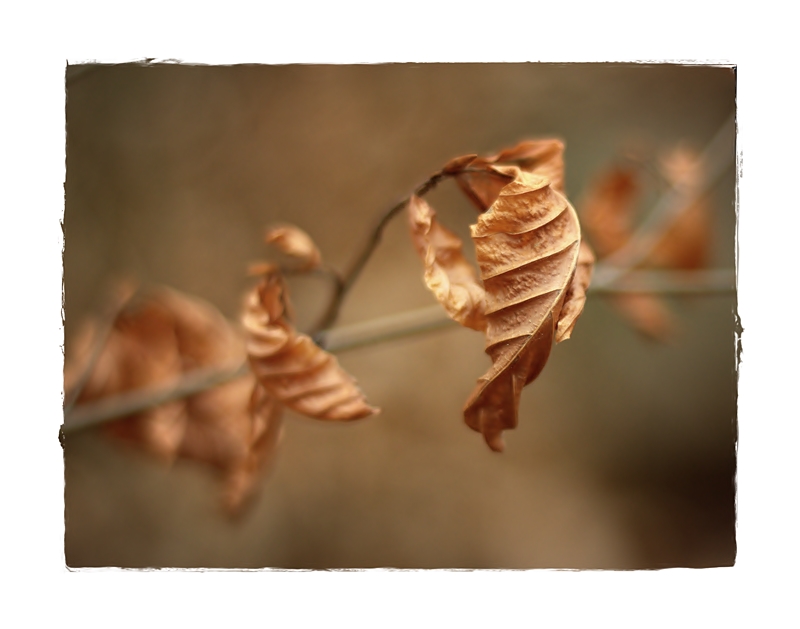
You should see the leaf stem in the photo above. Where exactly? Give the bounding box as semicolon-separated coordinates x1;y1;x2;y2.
310;170;448;337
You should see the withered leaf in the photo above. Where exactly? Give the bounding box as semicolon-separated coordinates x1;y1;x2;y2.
463;165;587;452
411;149;591;452
64;286;281;514
264;225;323;271
242;268;378;421
407;194;487;331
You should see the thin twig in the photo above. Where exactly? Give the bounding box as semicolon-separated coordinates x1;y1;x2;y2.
63;362;249;434
310;170;449;336
590;267;736;295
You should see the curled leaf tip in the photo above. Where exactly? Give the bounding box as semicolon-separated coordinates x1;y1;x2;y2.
407;195;487;331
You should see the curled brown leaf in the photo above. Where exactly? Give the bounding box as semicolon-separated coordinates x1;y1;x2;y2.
242;268;378;421
407;194;487;331
463;165;586;452
412;147;591;452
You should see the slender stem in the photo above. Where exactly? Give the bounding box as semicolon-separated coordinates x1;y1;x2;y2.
590;267;736;295
310;170;448;337
63;363;249;434
61;266;735;434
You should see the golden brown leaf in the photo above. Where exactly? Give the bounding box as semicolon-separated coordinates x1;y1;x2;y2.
264;225;322;270
407;194;487;331
242;268;378;421
64;286;282;514
411;142;593;451
462;165;586;452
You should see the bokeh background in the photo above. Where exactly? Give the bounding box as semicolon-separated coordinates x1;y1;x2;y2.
63;63;737;569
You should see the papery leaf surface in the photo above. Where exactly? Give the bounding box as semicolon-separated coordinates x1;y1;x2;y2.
242;268;378;421
445;163;588;452
407;194;487;331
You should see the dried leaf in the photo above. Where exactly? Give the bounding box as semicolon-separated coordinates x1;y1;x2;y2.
64;286;281;514
265;225;322;270
462;165;586;452
243;268;378;421
407;194;487;331
413;149;591;451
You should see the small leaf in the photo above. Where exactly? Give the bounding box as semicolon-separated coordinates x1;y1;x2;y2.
242;268;379;421
407;194;487;331
264;225;322;270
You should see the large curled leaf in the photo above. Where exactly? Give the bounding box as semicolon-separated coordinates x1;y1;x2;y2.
410;144;592;452
64;286;283;514
463;165;587;452
242;266;378;421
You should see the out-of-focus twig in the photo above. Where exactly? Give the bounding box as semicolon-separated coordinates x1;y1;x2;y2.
597;112;736;285
63;362;249;434
310;170;450;336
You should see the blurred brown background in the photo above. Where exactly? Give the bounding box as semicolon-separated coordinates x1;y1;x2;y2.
63;63;737;569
